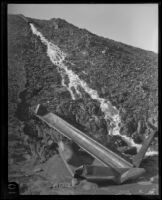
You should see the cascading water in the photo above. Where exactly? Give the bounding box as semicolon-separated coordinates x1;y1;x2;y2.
29;23;158;156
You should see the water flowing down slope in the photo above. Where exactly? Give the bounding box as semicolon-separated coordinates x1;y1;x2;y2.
30;23;157;156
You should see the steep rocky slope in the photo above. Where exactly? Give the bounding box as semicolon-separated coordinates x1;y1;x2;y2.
8;14;158;164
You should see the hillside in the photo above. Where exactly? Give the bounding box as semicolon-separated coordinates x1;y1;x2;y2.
8;14;158;194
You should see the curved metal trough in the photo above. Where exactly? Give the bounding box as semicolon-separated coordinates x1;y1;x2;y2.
34;104;156;184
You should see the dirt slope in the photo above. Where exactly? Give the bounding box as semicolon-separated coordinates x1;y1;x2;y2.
8;14;158;195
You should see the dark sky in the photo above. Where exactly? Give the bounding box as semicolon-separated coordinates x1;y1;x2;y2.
8;4;158;53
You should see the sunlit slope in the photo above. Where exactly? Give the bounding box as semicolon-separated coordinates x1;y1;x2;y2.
8;14;158;160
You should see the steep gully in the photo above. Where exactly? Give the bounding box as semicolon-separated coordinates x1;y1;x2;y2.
29;23;157;157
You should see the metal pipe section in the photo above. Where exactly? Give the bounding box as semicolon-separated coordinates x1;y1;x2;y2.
36;112;133;173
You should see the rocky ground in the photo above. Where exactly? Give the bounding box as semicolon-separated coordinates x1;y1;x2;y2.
8;139;158;195
8;14;158;195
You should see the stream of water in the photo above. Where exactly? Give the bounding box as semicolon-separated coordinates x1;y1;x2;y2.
29;23;157;156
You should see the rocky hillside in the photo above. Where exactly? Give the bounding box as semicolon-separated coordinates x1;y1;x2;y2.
8;14;158;163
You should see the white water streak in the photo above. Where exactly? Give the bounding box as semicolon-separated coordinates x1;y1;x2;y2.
30;23;120;133
30;23;158;155
114;133;142;152
145;149;158;157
